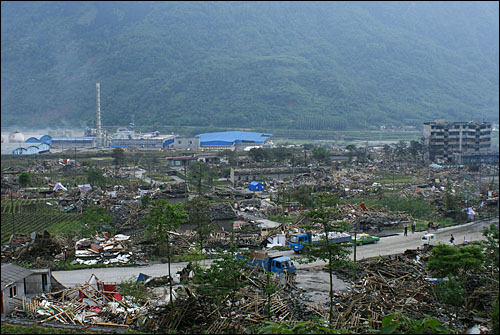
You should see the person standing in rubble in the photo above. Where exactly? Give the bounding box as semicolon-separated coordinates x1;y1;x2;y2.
404;223;408;236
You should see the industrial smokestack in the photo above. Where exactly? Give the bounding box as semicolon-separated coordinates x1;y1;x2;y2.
96;83;102;148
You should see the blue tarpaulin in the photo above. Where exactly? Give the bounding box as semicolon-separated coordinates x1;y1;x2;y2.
137;273;150;283
249;181;264;192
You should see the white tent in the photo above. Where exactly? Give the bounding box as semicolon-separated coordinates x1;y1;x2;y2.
53;182;67;192
78;184;92;192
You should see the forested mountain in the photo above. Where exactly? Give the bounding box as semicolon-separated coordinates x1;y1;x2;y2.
1;1;498;132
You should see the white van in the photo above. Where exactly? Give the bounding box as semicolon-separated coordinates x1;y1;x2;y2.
421;233;439;246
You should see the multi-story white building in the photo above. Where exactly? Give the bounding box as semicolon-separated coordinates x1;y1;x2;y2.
423;120;492;163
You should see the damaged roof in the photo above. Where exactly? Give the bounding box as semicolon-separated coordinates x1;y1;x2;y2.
1;263;35;289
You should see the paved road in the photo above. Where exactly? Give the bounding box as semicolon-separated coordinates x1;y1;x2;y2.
53;218;498;301
291;217;497;304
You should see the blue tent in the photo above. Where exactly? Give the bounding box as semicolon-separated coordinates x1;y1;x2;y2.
249;181;264;192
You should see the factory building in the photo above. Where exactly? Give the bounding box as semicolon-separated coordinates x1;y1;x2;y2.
110;128;175;148
195;131;272;151
165;137;200;151
423;120;493;163
50;137;96;149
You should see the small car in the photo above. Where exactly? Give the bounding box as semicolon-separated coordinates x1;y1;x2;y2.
352;233;380;245
421;233;440;246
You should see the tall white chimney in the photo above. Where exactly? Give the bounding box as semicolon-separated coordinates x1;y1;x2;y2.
96;83;102;148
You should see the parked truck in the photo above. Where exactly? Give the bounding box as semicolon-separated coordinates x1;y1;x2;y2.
289;231;351;253
240;251;296;275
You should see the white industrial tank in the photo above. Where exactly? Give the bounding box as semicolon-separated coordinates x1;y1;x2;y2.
9;131;25;143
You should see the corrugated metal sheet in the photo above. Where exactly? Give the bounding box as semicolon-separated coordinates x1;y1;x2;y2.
26;146;40;154
40;135;52;144
11;147;27;155
38;143;50;152
25;137;40;143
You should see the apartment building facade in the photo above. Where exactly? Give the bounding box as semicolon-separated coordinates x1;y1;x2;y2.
423;120;492;163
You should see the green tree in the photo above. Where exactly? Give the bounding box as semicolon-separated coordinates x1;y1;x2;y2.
187;161;216;195
140;194;150;209
271;146;291;163
217;149;237;167
183;196;215;251
409;140;422;166
426;244;484;278
395;140;408;167
312;147;331;164
482;223;499;273
193;247;247;308
345;144;356;162
249;147;266;162
111;147;126;166
144;199;187;316
491;297;499;335
18;172;31;187
435;277;465;308
290;185;315;208
86;168;106;188
300;193;352;324
80;206;112;237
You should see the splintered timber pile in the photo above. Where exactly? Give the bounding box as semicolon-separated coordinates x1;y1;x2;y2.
331;251;469;332
13;274;142;330
139;268;323;334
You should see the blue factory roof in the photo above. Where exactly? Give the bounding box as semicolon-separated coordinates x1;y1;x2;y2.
25;137;40;143
195;131;272;146
51;137;95;142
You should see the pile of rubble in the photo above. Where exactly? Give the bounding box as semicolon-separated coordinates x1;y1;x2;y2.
136;266;323;334
1;231;68;267
11;274;142;330
331;249;495;333
73;233;134;266
337;204;415;232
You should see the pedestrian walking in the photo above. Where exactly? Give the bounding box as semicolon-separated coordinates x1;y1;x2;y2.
427;221;432;232
411;221;416;234
450;234;455;245
404;223;408;237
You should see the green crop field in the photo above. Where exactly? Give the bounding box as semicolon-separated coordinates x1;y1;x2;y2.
1;199;80;245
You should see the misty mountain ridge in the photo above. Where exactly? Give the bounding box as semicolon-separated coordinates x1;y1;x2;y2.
1;1;498;132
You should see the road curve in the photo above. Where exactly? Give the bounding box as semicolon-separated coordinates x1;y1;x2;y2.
53;218;497;289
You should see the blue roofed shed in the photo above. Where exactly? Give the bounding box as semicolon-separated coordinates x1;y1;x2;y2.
195;131;272;146
249;181;264;192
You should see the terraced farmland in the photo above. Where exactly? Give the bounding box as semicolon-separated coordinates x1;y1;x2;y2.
1;199;80;245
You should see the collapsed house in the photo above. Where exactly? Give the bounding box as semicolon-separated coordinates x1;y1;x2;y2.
1;263;63;315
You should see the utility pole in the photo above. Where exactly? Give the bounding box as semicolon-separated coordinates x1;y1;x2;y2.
10;188;15;237
198;163;202;196
353;230;357;281
184;163;188;201
392;153;395;193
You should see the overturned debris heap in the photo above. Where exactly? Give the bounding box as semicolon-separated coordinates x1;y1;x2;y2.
12;274;139;330
331;249;496;333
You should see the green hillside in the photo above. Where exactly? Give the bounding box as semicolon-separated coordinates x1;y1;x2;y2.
1;1;498;132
